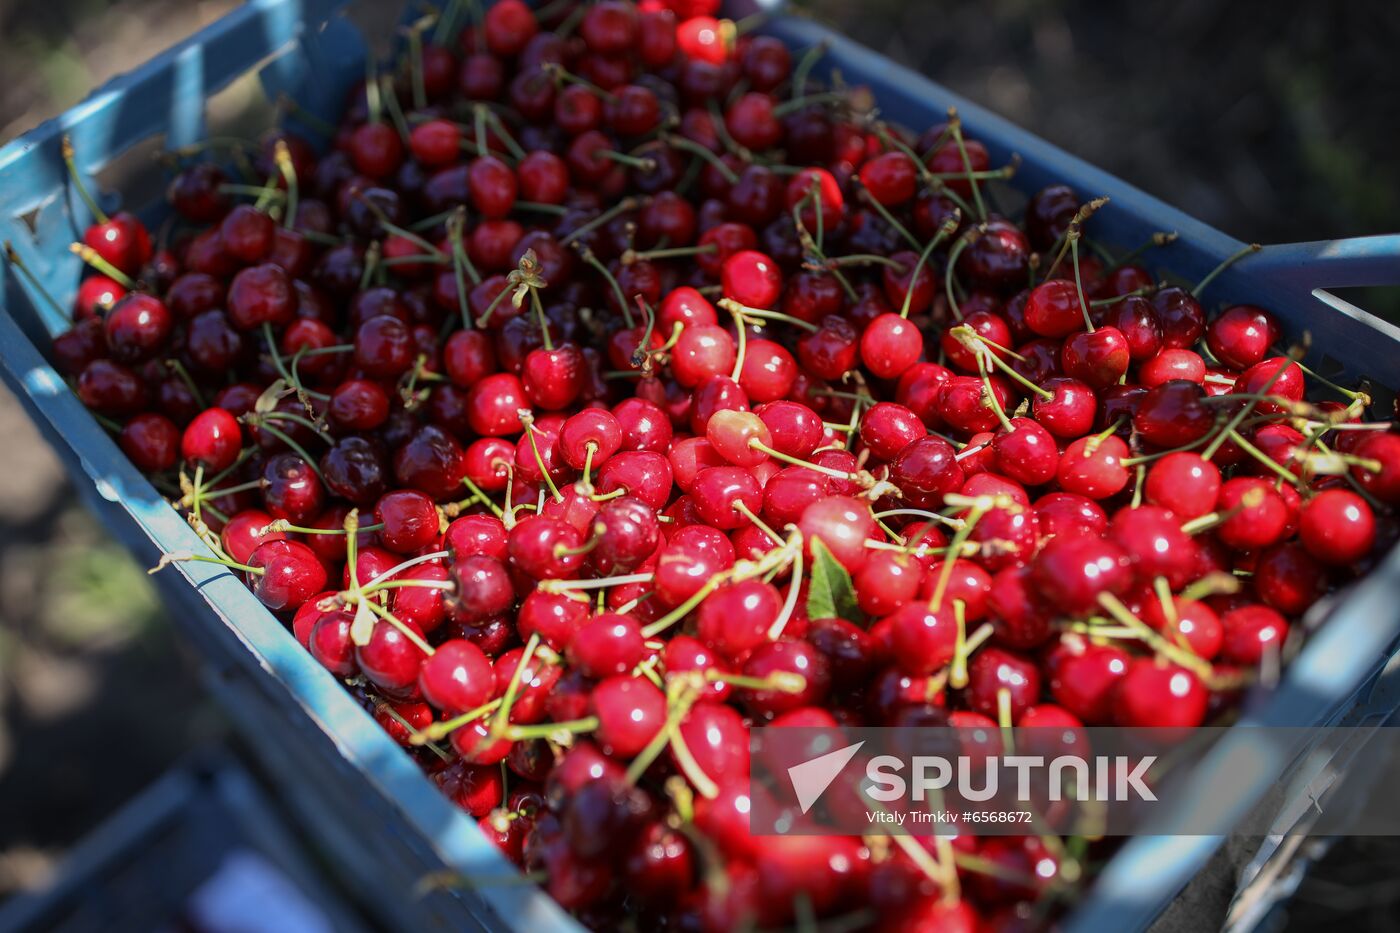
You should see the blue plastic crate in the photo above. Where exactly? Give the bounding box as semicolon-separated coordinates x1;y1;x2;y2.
0;1;1397;930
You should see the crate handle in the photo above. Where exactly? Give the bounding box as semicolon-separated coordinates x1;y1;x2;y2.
1245;234;1400;291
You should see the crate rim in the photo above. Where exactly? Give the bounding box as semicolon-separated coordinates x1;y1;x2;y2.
0;2;1397;932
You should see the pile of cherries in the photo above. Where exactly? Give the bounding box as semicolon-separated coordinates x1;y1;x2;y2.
23;0;1400;927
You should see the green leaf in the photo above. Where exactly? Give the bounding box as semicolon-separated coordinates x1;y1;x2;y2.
806;538;864;625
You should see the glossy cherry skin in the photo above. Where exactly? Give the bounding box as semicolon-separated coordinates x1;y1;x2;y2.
373;489;440;554
419;639;494;713
227;263;294;330
180;407;243;472
1134;380;1216;449
590;496;660;575
1207;304;1279;370
966;647;1041;721
1299;488;1375;564
1031;532;1133;616
118;413;180;472
1061;326;1130;389
885;603;957;676
1145;452;1221;519
1110;505;1197;588
262;452;325;524
654;525;736;608
246;540;327;612
1216;478;1289;552
1114;660;1209;728
1219;604;1290;665
1056;434;1130;499
992;418;1059;486
696;580;783;661
888;435;965;509
860;313;923;380
393;426;467;500
798;495;878;575
590;675;666;759
1031;377;1097;440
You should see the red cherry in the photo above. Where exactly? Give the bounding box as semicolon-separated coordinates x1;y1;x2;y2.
119;412;180;472
1206;304;1279;370
247;539;328;612
799;495;877;574
1216;477;1289;552
1299;488;1375;564
419;639;494;713
1133;380;1216;449
591;675;665;758
860;313;923;380
1031;532;1133;616
1145;451;1221;519
181;407;242;471
1219;604;1289;666
568;614;647;678
1114;660;1208;728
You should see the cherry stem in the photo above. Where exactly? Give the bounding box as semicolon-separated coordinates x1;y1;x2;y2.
662;134;738;184
262;519;383;536
490;632;542;737
1068;235;1095;332
415;697;504;744
254;420;326;480
949;599;970;689
899;211;962;319
1040;198;1109;283
853;178;922;252
1097;592;1212;678
668;723;721;800
1226;429;1302;488
539;572;654;593
69;243;135;289
1180;487;1262;535
262;409;333;445
726;300;749;382
594;149;655;172
975;355;1015;434
364;599;436;656
623;244;717;264
504;717;599;742
476;104;526;161
874;508;965;530
1089;286;1155;307
1108;231;1178;271
274;141;299;230
768;543;803;640
61;136;109;224
1291;359;1367;403
748;440;852;481
3;242;69;320
1201;356;1295;459
928;501;989;611
944;230;978;322
149;551;263;576
361;550;452;593
788;42;827;107
459;476;505;518
1191;242;1261;299
513;201;568;216
718;298;820;333
945;110;987;222
732;499;784;545
560;196;641;246
542;62;616;102
519;415;564;503
474;278;515;328
445;206;481;291
576;246;635;328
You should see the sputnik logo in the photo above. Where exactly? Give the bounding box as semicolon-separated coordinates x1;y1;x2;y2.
787;741;865;814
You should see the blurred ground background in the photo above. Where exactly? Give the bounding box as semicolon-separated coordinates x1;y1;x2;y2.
0;0;1396;927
